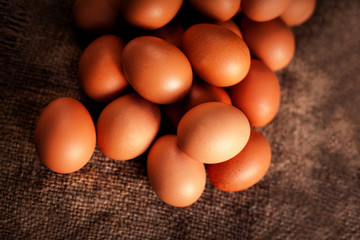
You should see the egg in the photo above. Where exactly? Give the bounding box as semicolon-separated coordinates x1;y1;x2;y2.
122;36;193;104
78;35;128;102
34;98;96;173
120;0;183;30
96;93;161;161
215;20;242;38
229;59;280;127
147;135;206;207
182;23;250;87
185;81;232;110
241;0;292;22
241;17;295;71
280;0;316;26
154;21;185;48
177;102;250;164
73;0;120;34
207;129;271;192
188;0;241;21
164;80;232;128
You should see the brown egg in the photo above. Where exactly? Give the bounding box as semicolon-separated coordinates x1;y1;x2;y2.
182;23;250;87
154;21;185;48
78;35;128;102
188;0;241;21
229;59;280;127
122;36;193;104
281;0;316;26
207;129;271;192
120;0;183;30
164;80;232;128
215;20;242;38
73;0;120;34
241;17;295;71
186;81;232;109
241;0;291;22
34;98;96;174
177;102;250;164
96;93;161;161
147;135;206;207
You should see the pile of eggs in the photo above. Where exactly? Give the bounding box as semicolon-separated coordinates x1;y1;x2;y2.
35;0;316;207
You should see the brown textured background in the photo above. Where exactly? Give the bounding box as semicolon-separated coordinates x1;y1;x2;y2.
1;0;359;239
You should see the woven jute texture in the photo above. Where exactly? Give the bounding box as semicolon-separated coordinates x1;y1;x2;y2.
1;0;359;239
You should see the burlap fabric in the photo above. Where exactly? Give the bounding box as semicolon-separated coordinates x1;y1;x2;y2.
1;0;359;239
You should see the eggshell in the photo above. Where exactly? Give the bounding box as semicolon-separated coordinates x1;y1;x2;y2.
182;23;250;87
120;0;183;30
188;0;241;21
215;20;242;38
154;21;185;48
147;135;206;207
78;35;128;102
96;93;161;161
229;59;280;127
73;0;120;34
122;36;193;104
177;102;250;164
241;0;292;22
34;98;96;174
280;0;316;26
164;80;232;128
241;17;295;71
207;129;271;192
186;81;232;109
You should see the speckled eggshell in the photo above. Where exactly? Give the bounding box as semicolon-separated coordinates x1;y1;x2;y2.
281;0;316;26
215;19;243;38
182;23;250;87
241;17;295;71
241;0;292;22
34;98;96;174
96;93;161;161
147;135;206;207
207;129;271;192
229;59;281;127
122;36;193;104
164;80;232;128
78;35;128;102
120;0;183;30
188;0;241;21
177;102;250;164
